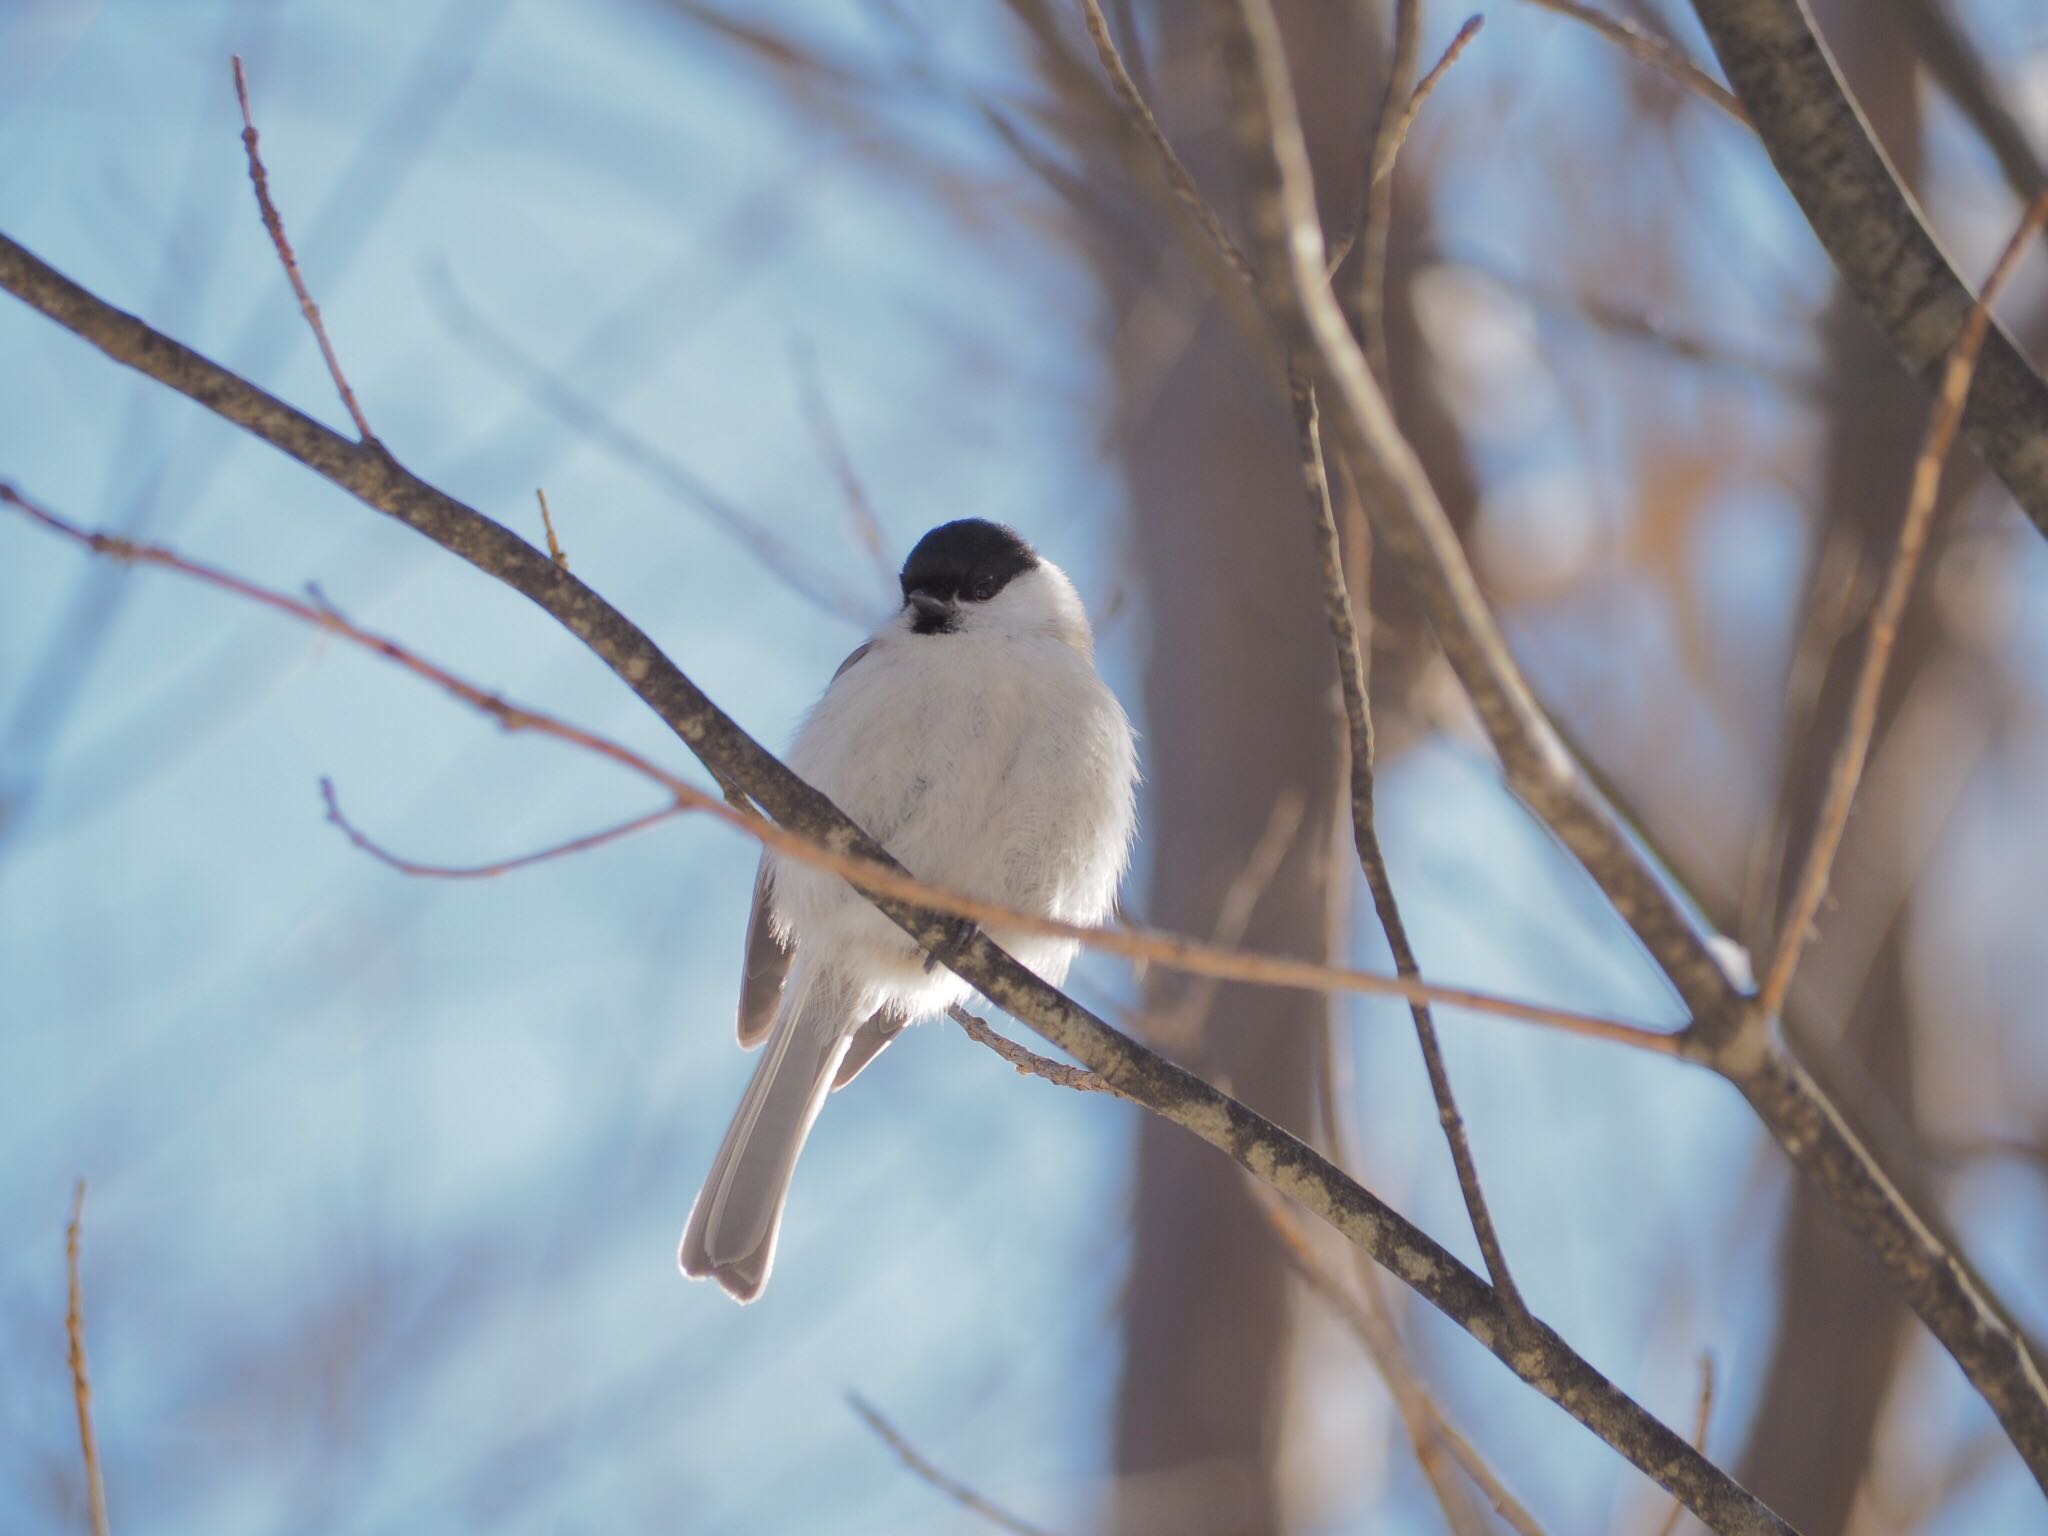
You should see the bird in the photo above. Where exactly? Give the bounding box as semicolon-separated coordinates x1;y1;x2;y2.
679;518;1138;1303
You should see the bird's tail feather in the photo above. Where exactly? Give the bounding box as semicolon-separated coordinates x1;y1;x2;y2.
679;973;853;1303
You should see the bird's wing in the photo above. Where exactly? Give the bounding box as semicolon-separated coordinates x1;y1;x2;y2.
736;856;792;1049
832;1006;908;1090
735;639;878;1049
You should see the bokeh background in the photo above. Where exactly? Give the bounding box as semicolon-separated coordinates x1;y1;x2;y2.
4;1;2048;1531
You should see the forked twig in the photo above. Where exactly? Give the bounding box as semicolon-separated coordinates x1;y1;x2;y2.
231;56;379;445
951;1005;1128;1098
1327;14;1485;278
1075;0;1254;286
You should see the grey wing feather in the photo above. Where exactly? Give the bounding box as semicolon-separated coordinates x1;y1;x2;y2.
832;1006;908;1090
736;856;792;1048
734;641;874;1049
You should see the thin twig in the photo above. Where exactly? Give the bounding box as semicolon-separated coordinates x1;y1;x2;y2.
426;264;871;626
1326;14;1485;278
950;1005;1129;1098
1257;1194;1548;1536
848;1393;1063;1536
1756;192;2048;1022
790;342;897;601
1148;786;1305;1049
1295;384;1526;1316
1650;1353;1719;1536
1517;0;1749;126
535;488;569;571
320;778;679;879
1404;15;1485;143
230;56;379;445
1075;0;1254;287
1353;0;1421;382
0;480;1676;1053
66;1181;110;1536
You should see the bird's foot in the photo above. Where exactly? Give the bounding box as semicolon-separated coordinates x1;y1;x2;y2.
923;914;980;974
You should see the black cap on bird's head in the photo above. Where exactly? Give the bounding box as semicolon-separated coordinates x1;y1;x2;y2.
899;519;1039;634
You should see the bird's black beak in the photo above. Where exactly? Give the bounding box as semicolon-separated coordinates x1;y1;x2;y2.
906;590;957;633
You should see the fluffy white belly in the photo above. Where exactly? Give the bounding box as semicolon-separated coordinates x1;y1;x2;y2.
770;629;1134;1013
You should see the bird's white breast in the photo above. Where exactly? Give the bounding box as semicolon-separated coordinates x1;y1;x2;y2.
771;625;1136;1013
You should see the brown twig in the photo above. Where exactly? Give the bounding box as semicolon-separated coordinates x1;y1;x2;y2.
1294;384;1525;1316
320;778;679;880
425;263;871;626
1651;1353;1720;1536
0;235;1788;1531
1327;13;1486;281
0;479;1675;1051
1518;0;1749;126
66;1181;111;1536
790;342;897;601
535;488;569;571
848;1393;1063;1536
1257;1194;1547;1536
950;1005;1129;1098
1074;0;1254;287
1354;0;1421;383
1147;786;1305;1049
1405;15;1485;138
231;56;379;445
1756;192;2048;1022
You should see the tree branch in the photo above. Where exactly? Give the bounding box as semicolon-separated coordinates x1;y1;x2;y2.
1208;0;2048;1491
1689;0;2048;540
0;234;1784;1534
1294;384;1525;1316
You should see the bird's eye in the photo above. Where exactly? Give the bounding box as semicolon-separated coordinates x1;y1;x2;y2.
970;578;997;601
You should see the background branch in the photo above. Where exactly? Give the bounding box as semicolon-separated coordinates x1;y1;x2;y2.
1689;0;2048;539
1209;0;2048;1488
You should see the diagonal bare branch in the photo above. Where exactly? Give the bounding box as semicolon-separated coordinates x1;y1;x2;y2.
0;235;1785;1531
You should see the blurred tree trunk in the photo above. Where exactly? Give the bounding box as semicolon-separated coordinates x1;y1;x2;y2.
1736;7;1930;1528
1100;4;1373;1531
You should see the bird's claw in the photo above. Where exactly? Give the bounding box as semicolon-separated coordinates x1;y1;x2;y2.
923;914;980;974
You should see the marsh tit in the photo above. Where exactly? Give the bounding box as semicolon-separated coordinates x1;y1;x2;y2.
679;519;1138;1303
